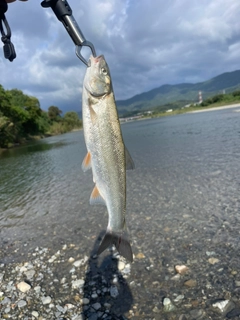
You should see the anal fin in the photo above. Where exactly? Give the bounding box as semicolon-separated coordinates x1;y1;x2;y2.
90;185;106;206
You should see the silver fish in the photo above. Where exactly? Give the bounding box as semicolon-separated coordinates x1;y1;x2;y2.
82;55;134;262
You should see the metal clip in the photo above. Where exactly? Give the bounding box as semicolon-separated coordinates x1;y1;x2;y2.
41;0;96;66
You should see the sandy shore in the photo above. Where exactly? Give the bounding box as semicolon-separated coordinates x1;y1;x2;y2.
188;103;240;113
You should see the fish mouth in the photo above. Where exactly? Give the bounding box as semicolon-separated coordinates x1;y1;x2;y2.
88;55;104;66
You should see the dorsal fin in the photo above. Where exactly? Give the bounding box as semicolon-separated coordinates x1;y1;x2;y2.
125;146;135;170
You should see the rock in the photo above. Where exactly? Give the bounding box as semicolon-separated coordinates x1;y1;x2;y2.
226;308;240;318
175;265;189;274
212;300;229;312
110;285;119;298
135;252;145;259
118;261;125;271
152;306;160;313
208;257;220;265
17;300;27;308
179;315;188;320
73;260;82;267
171;274;181;280
32;311;39;318
41;296;52;305
163;297;176;312
235;281;240;287
91;293;98;299
72;279;84;289
24;269;35;279
34;286;41;293
174;295;184;303
92;302;101;310
184;279;197;287
82;298;89;305
17;281;31;293
88;314;98;320
68;257;75;263
189;309;205;318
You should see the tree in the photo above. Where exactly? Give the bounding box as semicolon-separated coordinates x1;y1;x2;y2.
64;111;81;127
48;106;62;121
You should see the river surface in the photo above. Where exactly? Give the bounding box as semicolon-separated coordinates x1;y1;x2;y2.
1;106;240;318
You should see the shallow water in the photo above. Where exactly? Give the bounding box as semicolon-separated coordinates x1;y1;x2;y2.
1;106;240;318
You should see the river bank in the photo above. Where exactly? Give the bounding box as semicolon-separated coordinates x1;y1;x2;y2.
187;103;240;113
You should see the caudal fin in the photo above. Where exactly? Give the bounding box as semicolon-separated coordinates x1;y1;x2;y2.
97;231;133;262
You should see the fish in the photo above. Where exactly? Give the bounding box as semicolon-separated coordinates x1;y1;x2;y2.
81;55;135;262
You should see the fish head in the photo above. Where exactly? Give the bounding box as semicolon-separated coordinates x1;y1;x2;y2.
84;55;112;98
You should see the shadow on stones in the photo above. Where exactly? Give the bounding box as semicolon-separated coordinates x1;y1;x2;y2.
82;231;133;320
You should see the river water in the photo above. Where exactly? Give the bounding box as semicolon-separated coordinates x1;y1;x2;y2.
1;106;240;318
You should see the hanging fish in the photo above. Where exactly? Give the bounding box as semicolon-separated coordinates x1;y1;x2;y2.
82;55;134;262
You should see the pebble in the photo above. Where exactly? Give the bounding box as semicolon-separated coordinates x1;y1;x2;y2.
208;257;220;265
135;252;145;259
212;300;229;312
73;260;82;267
18;300;27;308
41;296;52;304
163;297;176;312
184;279;197;287
118;261;125;271
72;279;85;289
17;281;31;293
68;257;75;263
175;265;189;274
92;302;101;310
32;311;39;318
82;298;90;305
110;285;119;298
189;309;205;318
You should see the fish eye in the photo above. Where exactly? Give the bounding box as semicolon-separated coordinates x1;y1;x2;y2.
101;67;108;75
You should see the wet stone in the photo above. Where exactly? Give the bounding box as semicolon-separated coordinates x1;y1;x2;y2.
184;279;197;287
189;309;205;319
226;308;240;318
18;300;27;308
110;285;119;298
17;281;31;293
163;297;176;312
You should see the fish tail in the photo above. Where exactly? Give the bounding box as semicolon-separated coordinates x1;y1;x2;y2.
97;230;133;262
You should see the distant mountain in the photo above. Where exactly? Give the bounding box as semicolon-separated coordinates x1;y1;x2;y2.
116;70;240;115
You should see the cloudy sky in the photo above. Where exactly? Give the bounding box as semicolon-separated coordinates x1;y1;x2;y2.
0;0;240;113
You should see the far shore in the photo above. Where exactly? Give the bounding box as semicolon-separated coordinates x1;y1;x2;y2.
187;103;240;114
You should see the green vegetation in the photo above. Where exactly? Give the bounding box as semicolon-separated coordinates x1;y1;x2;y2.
150;90;240;118
0;85;82;149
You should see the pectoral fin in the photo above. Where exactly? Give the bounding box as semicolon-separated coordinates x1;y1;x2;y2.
88;99;97;124
90;185;106;206
125;146;135;170
82;152;91;172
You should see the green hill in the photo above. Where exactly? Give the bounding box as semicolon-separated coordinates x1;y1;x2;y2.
116;70;240;115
